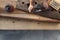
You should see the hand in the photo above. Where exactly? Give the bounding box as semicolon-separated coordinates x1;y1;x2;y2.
43;1;49;9
28;5;34;12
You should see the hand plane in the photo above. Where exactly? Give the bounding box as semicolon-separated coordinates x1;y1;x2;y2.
16;0;60;20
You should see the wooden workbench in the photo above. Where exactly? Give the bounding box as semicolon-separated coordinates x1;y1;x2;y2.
0;0;60;22
0;0;60;30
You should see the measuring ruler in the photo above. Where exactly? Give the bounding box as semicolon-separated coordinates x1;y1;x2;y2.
49;0;60;10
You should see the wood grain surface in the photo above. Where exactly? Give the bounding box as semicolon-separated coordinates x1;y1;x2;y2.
0;0;60;22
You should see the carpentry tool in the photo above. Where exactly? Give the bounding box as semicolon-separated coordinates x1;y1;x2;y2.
16;0;60;20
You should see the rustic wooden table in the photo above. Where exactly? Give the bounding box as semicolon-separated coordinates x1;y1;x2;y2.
0;0;60;30
0;0;60;22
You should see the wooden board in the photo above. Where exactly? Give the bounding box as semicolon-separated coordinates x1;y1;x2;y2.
0;8;60;22
0;0;60;22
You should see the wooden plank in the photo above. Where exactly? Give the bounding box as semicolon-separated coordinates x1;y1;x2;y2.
0;8;59;22
0;0;60;22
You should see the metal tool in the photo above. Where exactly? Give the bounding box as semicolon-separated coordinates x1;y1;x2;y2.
16;0;60;20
